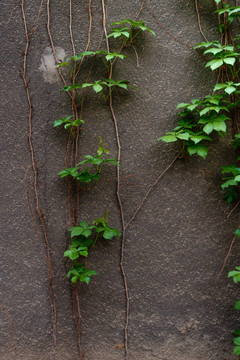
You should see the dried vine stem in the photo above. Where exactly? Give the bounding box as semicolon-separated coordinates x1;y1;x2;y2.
125;151;181;230
195;0;209;42
20;1;57;357
135;0;147;20
101;0;130;356
7;0;19;24
218;235;237;277
227;200;240;218
150;12;192;49
69;0;76;57
0;305;18;359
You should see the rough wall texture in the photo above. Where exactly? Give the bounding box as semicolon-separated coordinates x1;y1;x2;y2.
1;1;239;359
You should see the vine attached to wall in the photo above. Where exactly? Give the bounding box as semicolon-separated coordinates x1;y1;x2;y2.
52;2;155;358
159;0;240;356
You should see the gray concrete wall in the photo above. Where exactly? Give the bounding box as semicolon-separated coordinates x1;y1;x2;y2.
1;1;239;359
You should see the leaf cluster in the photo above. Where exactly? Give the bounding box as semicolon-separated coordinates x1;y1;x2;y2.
53;115;84;131
159;94;230;158
65;215;120;284
216;4;240;24
228;260;240;355
58;138;118;185
62;79;136;101
221;133;240;203
57;50;126;67
107;19;155;43
195;42;240;70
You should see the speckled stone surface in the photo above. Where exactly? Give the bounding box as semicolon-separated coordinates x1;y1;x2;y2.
1;0;239;359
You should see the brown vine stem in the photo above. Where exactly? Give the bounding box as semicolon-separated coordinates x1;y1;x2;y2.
135;0;147;20
7;0;19;24
218;235;236;277
131;45;139;67
0;305;18;359
125;151;181;230
227;200;240;219
74;0;93;226
150;12;192;49
46;0;74;102
69;0;76;57
20;1;57;357
195;0;209;42
101;0;129;356
72;286;83;359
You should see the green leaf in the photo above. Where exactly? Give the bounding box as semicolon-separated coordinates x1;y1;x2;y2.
67;269;79;278
189;135;205;144
53;115;73;127
204;48;222;55
62;83;81;92
196;145;208;158
158;135;177;143
234;337;240;346
57;61;70;67
228;270;240;278
214;83;227;91
221;179;238;189
70;226;84;238
234;300;240;310
71;276;79;283
177;103;190;109
235;229;240;237
225;85;236;94
212;121;226;132
79;221;89;229
82;229;92;238
188;145;208;158
233;346;240;355
176;132;190;140
223;57;236;66
78;250;88;257
206;59;224;71
58;167;79;178
203;122;214;134
93;84;103;93
103;228;120;240
64;249;79;260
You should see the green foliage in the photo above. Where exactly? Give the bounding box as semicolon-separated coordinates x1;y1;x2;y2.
216;5;240;23
195;42;240;70
62;79;136;101
221;133;240;203
108;19;155;44
159;6;240;354
54;18;154;291
214;82;240;95
158;94;232;158
58;138;118;185
65;214;120;284
229;263;240;355
57;50;126;67
53;115;84;130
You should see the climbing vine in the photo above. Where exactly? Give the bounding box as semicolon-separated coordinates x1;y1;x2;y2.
160;0;240;356
52;4;155;358
15;0;240;359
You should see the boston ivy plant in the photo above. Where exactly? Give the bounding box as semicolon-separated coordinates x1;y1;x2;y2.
58;137;118;186
159;1;240;355
65;213;120;284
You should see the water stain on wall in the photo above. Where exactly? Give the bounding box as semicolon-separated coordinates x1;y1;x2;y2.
39;47;66;84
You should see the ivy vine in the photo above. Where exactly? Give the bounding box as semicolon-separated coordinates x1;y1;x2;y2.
160;0;240;356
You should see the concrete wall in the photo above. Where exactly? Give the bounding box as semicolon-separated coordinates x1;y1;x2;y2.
1;1;239;359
